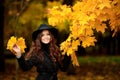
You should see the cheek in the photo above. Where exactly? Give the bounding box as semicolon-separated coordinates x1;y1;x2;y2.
41;37;44;41
47;35;51;40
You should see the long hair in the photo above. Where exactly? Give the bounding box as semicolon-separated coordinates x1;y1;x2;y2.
25;30;62;64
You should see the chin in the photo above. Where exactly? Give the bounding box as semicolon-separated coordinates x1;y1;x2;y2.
43;42;50;44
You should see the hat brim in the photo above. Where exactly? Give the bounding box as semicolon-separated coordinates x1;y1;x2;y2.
32;28;58;41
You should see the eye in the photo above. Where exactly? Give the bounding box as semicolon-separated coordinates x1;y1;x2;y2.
46;33;50;35
41;34;44;37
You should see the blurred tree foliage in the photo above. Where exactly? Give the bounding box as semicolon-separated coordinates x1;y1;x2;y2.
47;0;120;66
4;0;64;54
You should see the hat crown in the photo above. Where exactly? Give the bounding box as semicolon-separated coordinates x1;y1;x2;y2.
38;24;52;30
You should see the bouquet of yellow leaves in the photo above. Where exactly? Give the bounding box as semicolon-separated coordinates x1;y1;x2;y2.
7;36;26;54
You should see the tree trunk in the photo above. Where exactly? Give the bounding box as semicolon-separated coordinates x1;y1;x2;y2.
0;0;5;72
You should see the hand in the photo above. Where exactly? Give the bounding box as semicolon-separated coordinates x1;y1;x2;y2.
12;44;21;58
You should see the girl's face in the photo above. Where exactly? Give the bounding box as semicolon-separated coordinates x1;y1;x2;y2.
41;30;51;44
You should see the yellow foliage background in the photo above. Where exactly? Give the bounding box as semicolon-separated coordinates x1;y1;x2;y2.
47;0;120;66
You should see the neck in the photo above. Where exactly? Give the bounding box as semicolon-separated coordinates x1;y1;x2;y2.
41;43;50;52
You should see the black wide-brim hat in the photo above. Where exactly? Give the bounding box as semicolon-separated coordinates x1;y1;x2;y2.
32;24;58;41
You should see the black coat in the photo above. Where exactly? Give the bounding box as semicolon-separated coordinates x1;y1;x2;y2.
17;49;71;80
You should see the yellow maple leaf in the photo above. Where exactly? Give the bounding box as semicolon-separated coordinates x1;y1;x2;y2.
7;36;17;53
96;23;107;33
72;40;80;50
7;36;26;54
98;0;111;10
17;37;27;53
60;41;70;55
84;28;94;36
82;36;97;48
71;52;79;66
67;48;73;56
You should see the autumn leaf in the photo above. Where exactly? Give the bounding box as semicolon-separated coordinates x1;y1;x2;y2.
7;36;17;53
17;37;26;53
98;0;111;10
7;36;26;54
71;52;79;66
72;40;80;50
81;36;97;48
95;23;107;33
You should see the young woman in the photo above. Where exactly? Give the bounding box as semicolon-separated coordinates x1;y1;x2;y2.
12;24;71;80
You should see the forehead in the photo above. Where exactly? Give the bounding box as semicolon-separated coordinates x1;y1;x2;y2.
41;29;50;34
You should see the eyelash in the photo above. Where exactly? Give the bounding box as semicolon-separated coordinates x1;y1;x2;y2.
41;33;50;36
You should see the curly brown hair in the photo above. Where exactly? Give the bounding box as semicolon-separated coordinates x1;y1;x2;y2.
25;31;62;64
